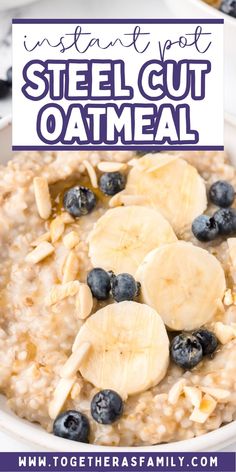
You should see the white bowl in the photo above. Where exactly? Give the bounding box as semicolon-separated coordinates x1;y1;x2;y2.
165;0;236;118
0;116;236;451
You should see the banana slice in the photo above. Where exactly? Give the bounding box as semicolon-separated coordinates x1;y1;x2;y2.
88;205;177;275
121;154;207;234
136;241;226;331
74;301;169;397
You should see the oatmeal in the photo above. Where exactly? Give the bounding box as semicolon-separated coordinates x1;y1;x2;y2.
1;149;236;446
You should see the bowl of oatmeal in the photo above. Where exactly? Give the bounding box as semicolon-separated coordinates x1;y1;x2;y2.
1;117;236;451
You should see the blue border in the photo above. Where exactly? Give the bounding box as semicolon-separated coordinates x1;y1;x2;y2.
12;145;224;151
12;18;224;151
0;451;234;472
12;18;224;24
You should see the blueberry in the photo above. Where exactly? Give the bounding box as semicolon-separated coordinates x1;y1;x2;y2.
209;180;235;208
6;67;12;86
193;329;218;356
0;79;9;99
87;268;111;300
111;273;140;302
63;186;96;217
170;333;203;369
192;215;219;242
99;172;126;196
53;410;90;442
220;0;236;18
91;389;123;424
213;208;236;235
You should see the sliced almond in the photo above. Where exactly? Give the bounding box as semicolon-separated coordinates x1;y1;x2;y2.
63;231;80;250
62;251;79;284
76;284;93;319
60;212;74;224
184;386;202;408
33;177;52;220
50;216;65;244
200;386;230;401
109;193;123;208
50;212;74;244
224;289;233;306
48;377;76;419
47;281;80;306
31;232;51;247
128;158;139;167
168;379;186;405
72;331;81;353
26;241;54;264
60;342;91;378
97;161;127;172
70;382;82;400
190;394;216;424
84;160;98;188
214;321;236;344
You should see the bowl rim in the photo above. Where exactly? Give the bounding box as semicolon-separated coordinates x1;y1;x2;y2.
0;115;236;451
1;397;236;452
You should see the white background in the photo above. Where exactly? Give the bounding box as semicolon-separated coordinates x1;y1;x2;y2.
12;16;224;148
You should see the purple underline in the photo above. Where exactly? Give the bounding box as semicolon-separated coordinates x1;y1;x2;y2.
12;18;224;24
12;145;224;151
